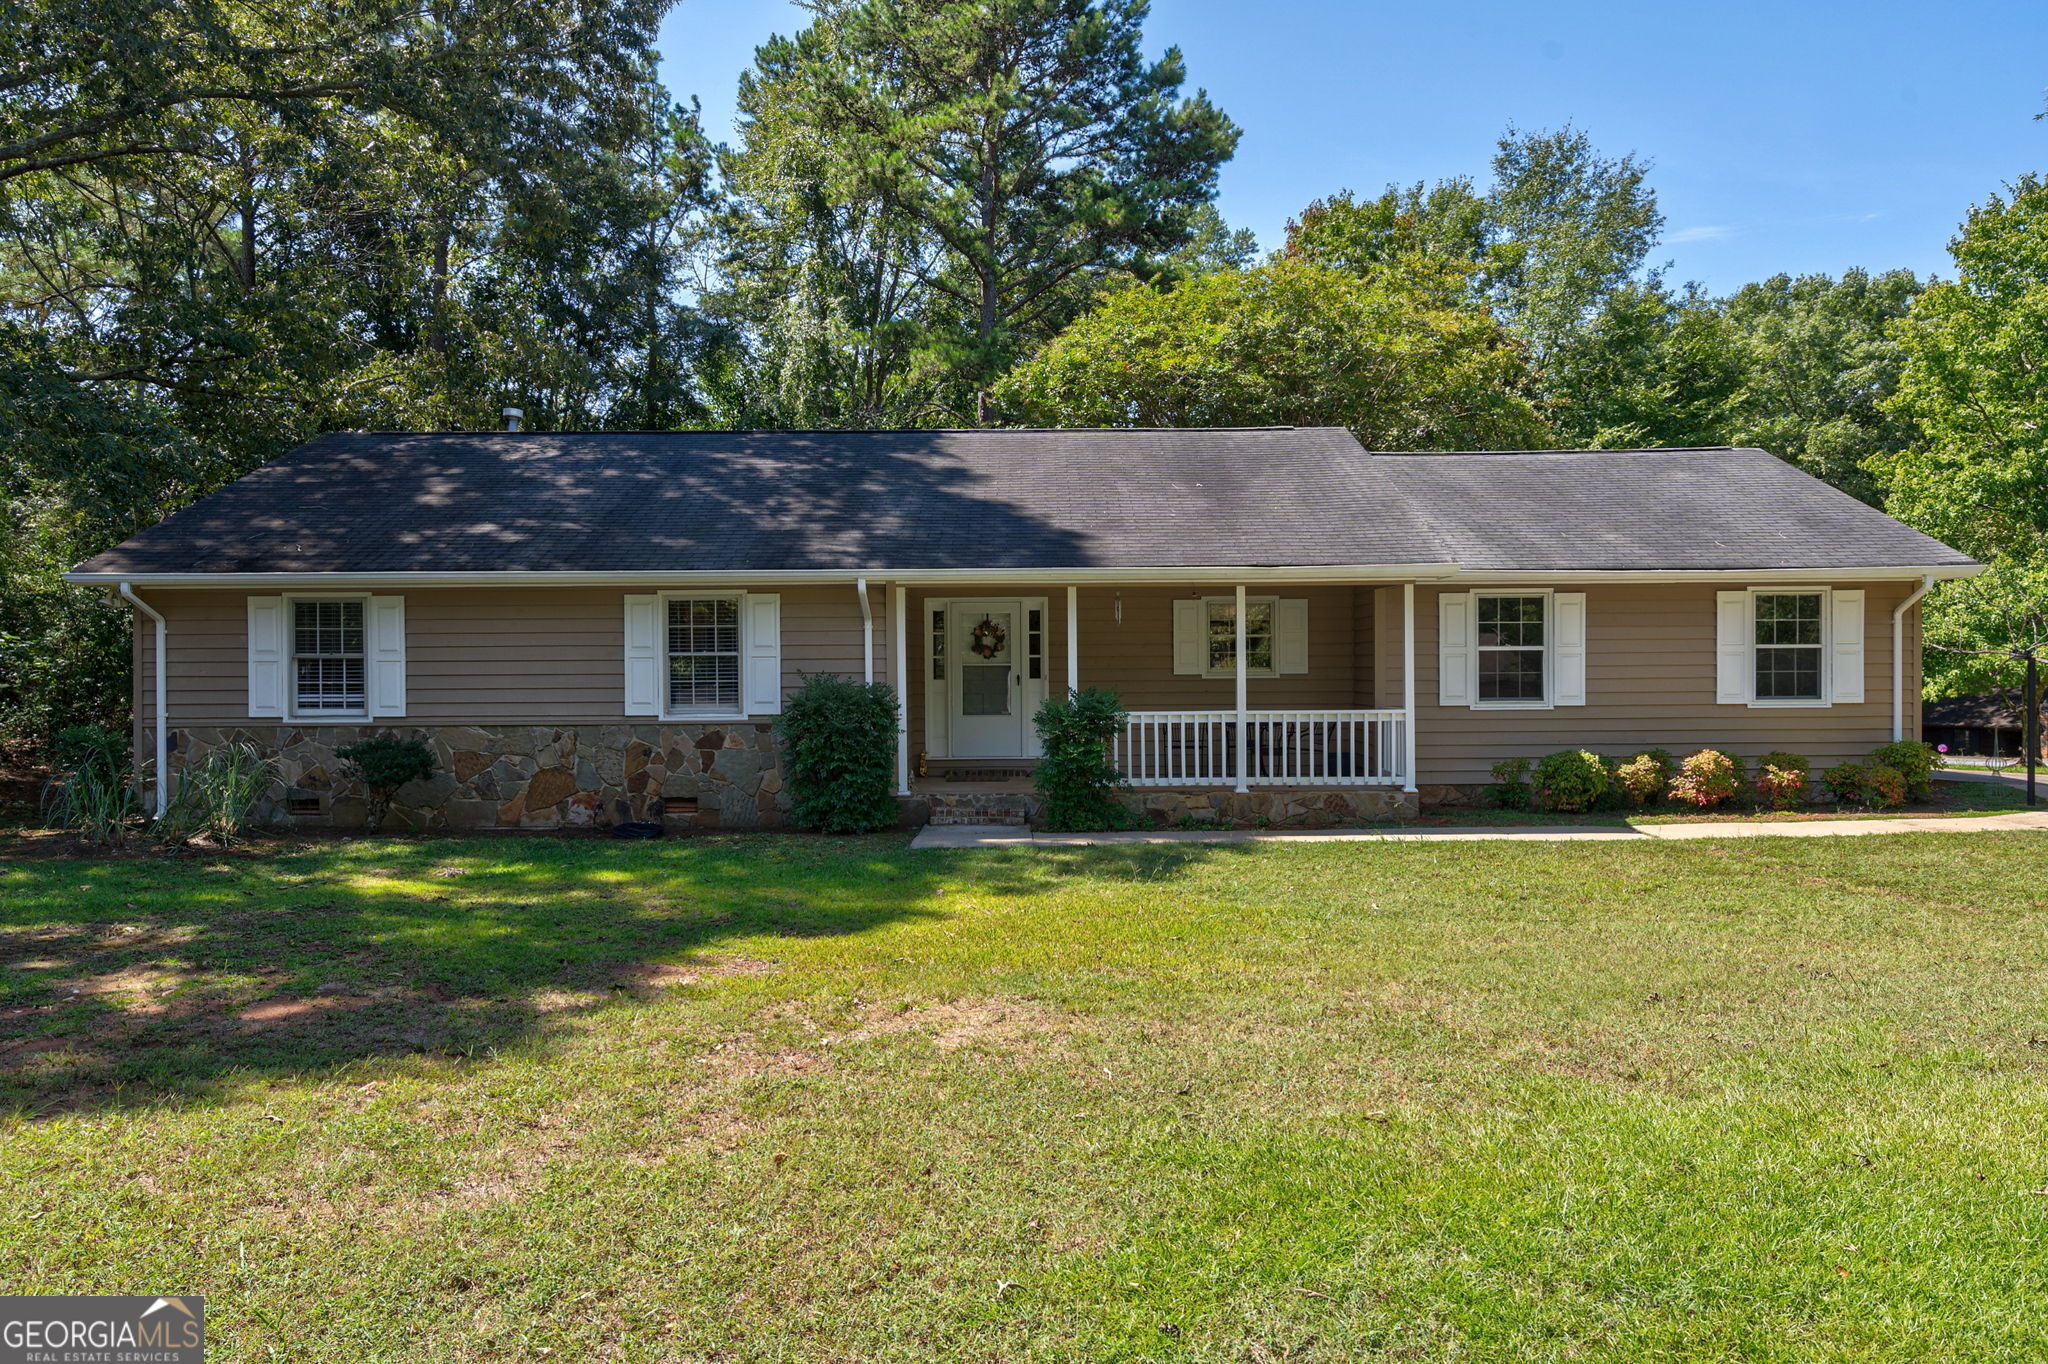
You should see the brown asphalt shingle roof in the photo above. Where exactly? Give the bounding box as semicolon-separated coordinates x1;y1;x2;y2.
69;428;1975;577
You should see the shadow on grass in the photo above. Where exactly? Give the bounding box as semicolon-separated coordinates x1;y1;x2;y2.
0;832;1085;1115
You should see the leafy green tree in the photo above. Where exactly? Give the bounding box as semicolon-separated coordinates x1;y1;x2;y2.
1;0;713;749
765;0;1241;423
1285;125;1662;365
1878;176;2048;705
992;257;1551;450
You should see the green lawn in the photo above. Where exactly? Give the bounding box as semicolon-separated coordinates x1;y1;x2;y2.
4;832;2047;1361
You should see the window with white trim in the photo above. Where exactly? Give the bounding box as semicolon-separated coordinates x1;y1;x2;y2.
1476;593;1545;702
1205;597;1275;676
1753;591;1824;701
667;596;741;714
292;599;366;714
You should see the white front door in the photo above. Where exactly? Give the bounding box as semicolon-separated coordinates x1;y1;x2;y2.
948;599;1025;758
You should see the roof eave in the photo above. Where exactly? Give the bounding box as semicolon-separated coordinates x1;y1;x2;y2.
62;561;1981;588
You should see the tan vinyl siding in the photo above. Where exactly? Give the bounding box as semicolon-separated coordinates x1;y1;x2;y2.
1413;582;1926;784
906;584;1363;757
137;585;893;727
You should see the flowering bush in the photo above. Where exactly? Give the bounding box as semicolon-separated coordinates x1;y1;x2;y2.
1531;749;1610;811
1668;749;1742;808
1752;751;1811;810
1870;741;1937;798
1613;749;1676;807
1821;761;1868;805
1865;764;1909;809
1487;757;1533;810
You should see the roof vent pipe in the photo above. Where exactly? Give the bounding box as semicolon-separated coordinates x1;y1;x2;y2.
502;407;524;432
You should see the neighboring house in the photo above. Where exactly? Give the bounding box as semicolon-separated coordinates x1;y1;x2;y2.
65;428;1977;829
1923;694;2031;759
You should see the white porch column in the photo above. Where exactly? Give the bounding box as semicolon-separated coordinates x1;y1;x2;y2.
856;577;873;684
892;583;910;795
1234;583;1249;793
1066;585;1079;696
1402;581;1418;794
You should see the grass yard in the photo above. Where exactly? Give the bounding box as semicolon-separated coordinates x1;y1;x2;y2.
4;831;2047;1361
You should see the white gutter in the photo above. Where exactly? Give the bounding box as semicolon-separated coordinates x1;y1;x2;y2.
119;582;169;816
856;577;873;684
1892;573;1936;742
60;563;1468;589
60;563;1980;590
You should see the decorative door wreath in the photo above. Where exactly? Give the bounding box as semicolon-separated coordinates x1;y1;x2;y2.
969;616;1007;658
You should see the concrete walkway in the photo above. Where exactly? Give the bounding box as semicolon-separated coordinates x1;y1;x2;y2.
910;808;2048;849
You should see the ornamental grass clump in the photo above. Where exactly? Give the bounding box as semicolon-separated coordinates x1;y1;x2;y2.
1033;688;1129;831
1752;751;1811;811
1870;741;1937;799
774;675;901;833
1613;749;1676;807
1530;749;1609;811
158;740;276;846
1668;749;1742;808
335;735;437;834
42;725;139;848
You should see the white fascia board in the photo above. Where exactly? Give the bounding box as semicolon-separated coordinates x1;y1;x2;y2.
1439;564;1982;585
60;563;1467;589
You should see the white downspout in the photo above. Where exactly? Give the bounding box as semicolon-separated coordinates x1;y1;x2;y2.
1066;585;1079;697
119;581;169;815
1892;574;1935;742
1402;582;1417;794
891;583;909;795
856;577;873;684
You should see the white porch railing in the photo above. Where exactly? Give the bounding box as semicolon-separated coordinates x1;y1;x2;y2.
1113;709;1408;788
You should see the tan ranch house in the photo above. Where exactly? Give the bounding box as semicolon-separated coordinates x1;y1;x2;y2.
66;427;1978;829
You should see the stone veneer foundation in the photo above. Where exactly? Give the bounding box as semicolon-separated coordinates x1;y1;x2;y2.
172;723;790;831
168;725;1455;832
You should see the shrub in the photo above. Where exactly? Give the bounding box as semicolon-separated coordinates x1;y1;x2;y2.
1033;688;1130;831
158;741;276;846
1614;750;1675;807
1821;761;1868;806
773;674;901;834
1753;751;1811;811
336;735;438;834
1668;749;1742;808
1870;741;1937;799
1531;749;1609;811
1865;764;1909;809
1486;757;1533;809
42;729;138;848
52;724;129;774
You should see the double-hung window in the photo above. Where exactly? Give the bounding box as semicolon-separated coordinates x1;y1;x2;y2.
293;599;366;715
667;596;742;715
1476;594;1546;703
1752;591;1825;701
1205;597;1275;676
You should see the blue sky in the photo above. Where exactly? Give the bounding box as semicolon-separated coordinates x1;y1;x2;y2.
654;0;2048;292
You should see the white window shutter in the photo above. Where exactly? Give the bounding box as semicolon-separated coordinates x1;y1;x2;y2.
1830;588;1865;704
1716;591;1749;704
247;596;286;717
623;594;661;717
745;592;783;714
1553;592;1586;706
1437;592;1473;707
1275;598;1309;674
366;596;407;717
1172;599;1204;675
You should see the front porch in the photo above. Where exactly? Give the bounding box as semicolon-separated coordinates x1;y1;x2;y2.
877;579;1420;800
